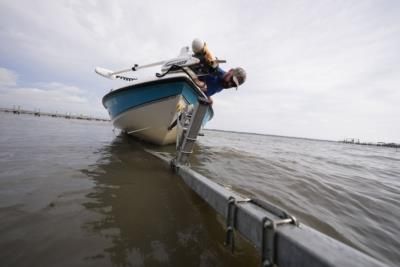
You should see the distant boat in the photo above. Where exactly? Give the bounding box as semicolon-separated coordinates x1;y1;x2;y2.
102;73;213;145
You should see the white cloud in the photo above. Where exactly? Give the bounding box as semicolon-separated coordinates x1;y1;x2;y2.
0;68;17;86
10;87;87;104
0;67;106;117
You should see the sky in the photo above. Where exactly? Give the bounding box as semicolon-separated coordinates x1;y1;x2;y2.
0;0;399;142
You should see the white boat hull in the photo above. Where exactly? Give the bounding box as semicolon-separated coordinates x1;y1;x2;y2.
102;74;213;145
113;95;182;145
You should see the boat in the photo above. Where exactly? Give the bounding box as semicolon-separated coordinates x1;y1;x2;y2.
101;72;213;145
96;46;216;145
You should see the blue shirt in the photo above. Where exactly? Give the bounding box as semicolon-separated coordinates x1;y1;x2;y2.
199;67;226;97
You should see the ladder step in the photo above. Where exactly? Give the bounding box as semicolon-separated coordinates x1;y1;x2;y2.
179;150;193;154
175;99;211;165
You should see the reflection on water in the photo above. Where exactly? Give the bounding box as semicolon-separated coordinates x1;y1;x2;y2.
80;135;259;266
0;114;258;267
1;113;398;266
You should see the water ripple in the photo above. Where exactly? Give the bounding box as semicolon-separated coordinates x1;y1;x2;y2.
193;130;400;266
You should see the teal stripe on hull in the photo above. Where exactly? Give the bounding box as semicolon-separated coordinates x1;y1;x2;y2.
102;78;213;122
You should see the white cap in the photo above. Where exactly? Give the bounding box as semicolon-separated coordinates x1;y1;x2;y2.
232;67;246;89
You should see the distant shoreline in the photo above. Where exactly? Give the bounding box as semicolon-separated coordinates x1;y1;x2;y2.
205;128;399;148
0;107;109;122
2;108;397;147
341;138;400;149
205;128;336;143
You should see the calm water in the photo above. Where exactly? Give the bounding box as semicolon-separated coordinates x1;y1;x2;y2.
0;112;399;266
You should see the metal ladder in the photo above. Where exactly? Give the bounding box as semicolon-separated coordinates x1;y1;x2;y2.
173;97;211;167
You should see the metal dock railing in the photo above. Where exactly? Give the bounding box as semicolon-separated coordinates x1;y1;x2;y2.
145;98;390;267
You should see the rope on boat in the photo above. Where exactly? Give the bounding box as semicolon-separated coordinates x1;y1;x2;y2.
155;65;201;86
156;64;192;78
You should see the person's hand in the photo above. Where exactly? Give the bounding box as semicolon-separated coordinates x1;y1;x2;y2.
193;78;207;91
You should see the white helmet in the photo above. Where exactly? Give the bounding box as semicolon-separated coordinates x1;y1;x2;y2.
192;38;205;54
